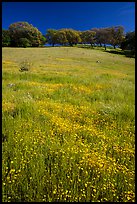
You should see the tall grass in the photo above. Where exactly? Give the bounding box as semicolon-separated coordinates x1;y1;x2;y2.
2;47;135;202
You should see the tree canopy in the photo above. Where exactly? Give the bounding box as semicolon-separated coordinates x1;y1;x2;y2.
80;30;96;46
8;21;44;47
45;29;58;46
121;31;135;52
2;29;11;47
2;22;135;51
46;28;81;46
62;29;81;46
109;26;125;49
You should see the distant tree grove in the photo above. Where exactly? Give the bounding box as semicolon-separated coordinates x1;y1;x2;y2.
2;21;135;52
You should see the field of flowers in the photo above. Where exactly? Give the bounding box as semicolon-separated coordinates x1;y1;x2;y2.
2;47;135;202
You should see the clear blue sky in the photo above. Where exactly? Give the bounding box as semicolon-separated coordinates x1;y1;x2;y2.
2;2;135;35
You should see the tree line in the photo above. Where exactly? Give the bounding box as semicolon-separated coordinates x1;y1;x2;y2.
2;21;135;52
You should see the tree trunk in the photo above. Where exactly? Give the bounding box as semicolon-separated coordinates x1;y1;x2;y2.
69;43;73;46
113;45;116;49
90;43;93;48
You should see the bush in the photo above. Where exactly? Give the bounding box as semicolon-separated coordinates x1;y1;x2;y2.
19;60;32;72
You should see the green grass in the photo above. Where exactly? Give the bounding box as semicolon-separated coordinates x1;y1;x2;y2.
2;47;135;202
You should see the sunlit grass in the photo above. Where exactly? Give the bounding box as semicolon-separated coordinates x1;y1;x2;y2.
2;47;135;202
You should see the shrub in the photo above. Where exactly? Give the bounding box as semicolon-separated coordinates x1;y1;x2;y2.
19;60;32;72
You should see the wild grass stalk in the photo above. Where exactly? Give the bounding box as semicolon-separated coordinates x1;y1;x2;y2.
2;47;135;202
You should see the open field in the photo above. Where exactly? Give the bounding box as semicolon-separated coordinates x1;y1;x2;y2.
2;47;135;202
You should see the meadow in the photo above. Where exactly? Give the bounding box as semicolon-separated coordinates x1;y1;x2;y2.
2;47;135;202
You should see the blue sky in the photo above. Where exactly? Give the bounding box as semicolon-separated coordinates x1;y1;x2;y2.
2;2;135;35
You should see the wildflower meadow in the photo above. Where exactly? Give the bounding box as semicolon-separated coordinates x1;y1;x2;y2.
2;47;135;202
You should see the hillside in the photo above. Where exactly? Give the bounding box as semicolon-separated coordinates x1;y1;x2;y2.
2;47;135;202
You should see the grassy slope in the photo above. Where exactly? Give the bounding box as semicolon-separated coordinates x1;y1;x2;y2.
2;47;135;202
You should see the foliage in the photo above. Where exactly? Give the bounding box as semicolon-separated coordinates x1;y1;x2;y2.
91;28;104;47
121;31;135;52
80;30;96;46
45;28;81;46
2;29;11;47
17;38;31;48
56;29;68;45
63;29;81;46
8;22;44;47
41;35;47;46
45;29;58;46
92;26;125;50
97;28;112;50
2;22;131;49
109;26;125;49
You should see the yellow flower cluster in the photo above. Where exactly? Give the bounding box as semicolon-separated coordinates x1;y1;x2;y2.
2;101;15;113
2;47;135;202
